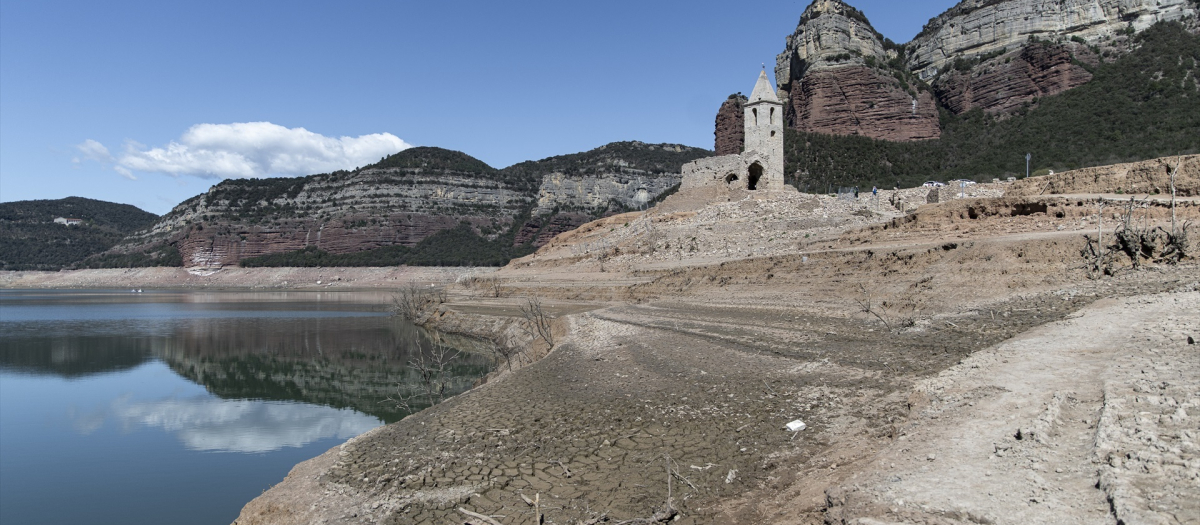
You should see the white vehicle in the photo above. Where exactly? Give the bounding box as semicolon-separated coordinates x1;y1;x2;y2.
952;179;976;185
922;181;946;187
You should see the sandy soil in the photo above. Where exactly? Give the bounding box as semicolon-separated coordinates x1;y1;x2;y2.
222;169;1199;525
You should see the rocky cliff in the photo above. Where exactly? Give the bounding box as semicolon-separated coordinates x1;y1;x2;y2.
768;0;1197;143
933;41;1099;114
907;0;1198;81
715;94;747;155
108;148;531;268
774;0;942;141
101;143;711;269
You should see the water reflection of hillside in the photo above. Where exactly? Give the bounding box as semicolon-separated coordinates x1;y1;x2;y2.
157;317;490;423
0;335;151;377
0;310;491;422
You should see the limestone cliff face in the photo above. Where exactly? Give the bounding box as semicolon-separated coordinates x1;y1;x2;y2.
512;142;711;216
934;42;1098;114
907;0;1198;80
715;94;747;155
766;0;1196;142
775;0;942;141
109;144;712;268
117;150;531;268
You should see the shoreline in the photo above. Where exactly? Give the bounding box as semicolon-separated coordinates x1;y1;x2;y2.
0;266;491;291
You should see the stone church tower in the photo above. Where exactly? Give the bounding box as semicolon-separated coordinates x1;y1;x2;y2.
681;70;788;192
744;70;785;187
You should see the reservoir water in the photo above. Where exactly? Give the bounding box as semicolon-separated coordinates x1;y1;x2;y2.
0;289;489;525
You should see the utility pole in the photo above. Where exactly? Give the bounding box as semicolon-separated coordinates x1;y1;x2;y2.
1025;153;1031;179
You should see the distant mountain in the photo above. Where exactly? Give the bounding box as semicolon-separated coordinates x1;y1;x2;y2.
0;197;161;271
95;142;711;269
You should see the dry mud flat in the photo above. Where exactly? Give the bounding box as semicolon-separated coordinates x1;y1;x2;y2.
234;270;1199;525
820;291;1200;525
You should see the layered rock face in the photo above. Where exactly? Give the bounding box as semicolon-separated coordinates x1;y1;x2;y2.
714;94;747;155
513;141;711;216
110;143;712;268
764;0;1196;143
775;0;942;141
118;151;531;268
934;42;1098;114
907;0;1198;80
787;66;942;141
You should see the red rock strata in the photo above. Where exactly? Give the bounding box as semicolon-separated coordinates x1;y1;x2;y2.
714;95;747;155
785;65;941;141
934;43;1097;115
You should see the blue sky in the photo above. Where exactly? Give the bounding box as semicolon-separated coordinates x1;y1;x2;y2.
0;0;959;214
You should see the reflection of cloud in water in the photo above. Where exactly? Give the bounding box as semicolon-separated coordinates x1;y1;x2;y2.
111;397;381;453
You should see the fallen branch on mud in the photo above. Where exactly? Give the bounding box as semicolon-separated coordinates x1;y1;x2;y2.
457;507;503;525
854;284;924;333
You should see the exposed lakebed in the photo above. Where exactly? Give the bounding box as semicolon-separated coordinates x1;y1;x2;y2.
0;289;489;525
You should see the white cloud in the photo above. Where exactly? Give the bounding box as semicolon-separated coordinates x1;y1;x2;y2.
84;122;412;180
101;396;381;453
113;166;137;180
76;138;114;163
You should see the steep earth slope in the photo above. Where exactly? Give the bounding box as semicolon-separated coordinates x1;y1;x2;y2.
0;197;160;270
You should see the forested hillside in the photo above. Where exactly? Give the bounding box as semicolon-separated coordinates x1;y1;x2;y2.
0;197;161;270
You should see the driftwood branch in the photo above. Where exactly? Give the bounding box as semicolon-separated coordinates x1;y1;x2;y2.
457;507;503;525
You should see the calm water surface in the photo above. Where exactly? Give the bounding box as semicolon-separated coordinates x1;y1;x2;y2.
0;289;488;525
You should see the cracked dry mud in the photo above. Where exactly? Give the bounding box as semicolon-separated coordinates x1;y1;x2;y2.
233;277;1198;525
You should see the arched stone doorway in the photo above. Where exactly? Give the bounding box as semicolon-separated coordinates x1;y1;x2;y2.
724;173;739;185
747;163;763;190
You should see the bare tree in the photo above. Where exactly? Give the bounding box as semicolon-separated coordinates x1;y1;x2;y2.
520;296;555;348
391;281;445;320
471;332;524;371
388;342;463;413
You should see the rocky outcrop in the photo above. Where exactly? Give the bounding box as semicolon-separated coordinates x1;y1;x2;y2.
513;213;592;246
786;66;942;141
775;0;889;83
513;142;711;216
766;0;1197;142
907;0;1198;80
775;0;942;141
715;94;747;155
934;42;1097;114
